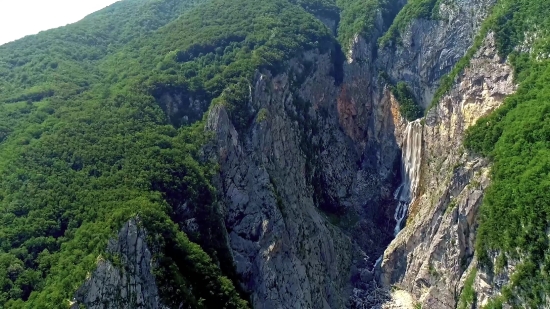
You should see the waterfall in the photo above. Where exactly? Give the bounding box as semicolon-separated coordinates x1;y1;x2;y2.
393;120;423;236
374;255;383;269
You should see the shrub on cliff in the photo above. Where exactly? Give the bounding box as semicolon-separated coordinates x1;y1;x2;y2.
391;82;423;121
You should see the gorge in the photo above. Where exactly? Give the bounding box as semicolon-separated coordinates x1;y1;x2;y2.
0;0;548;308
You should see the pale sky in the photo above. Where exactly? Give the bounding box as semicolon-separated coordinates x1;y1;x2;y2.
0;0;121;46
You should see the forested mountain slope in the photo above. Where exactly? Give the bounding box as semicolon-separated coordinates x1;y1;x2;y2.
0;0;389;307
0;0;548;308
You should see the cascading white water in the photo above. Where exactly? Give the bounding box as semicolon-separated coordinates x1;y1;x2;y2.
393;185;409;236
393;120;423;236
374;255;383;269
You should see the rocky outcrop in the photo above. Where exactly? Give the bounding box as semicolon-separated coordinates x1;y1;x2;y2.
70;14;399;309
71;219;165;309
379;32;517;308
379;0;496;108
155;90;209;127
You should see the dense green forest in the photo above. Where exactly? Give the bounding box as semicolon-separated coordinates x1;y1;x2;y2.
461;0;550;307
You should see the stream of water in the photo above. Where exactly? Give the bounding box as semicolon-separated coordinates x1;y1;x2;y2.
393;120;423;236
371;120;423;271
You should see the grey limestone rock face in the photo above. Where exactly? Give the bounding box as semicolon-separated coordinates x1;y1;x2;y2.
204;42;409;307
156;91;209;127
206;51;358;309
71;219;166;309
379;0;497;108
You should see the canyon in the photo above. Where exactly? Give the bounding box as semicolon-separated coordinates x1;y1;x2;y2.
2;0;541;308
73;0;518;307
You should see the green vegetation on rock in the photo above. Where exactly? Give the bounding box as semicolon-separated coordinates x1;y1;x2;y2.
378;0;442;47
458;269;477;309
390;81;423;121
293;0;406;50
463;0;550;307
336;0;381;48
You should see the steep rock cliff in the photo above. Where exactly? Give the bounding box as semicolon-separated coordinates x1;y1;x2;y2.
379;0;496;108
71;219;165;309
204;49;398;308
